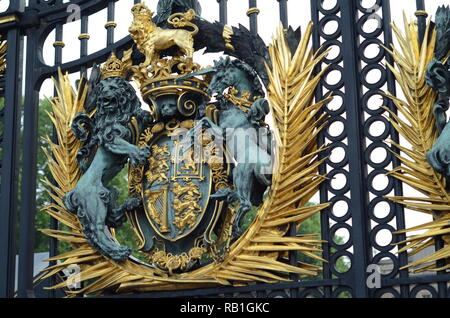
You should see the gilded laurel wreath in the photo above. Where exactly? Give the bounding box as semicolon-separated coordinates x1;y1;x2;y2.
39;24;331;296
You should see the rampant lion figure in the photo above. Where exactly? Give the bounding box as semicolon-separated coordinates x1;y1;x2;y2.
129;3;198;68
64;75;153;261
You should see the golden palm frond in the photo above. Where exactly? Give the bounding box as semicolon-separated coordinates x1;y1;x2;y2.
39;70;87;237
39;24;331;296
37;70;101;296
385;14;450;272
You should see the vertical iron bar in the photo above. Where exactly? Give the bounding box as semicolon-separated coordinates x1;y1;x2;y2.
277;0;288;29
415;0;427;47
106;1;116;46
80;15;89;78
434;238;447;297
248;0;258;35
47;23;64;299
310;0;332;299
339;0;370;298
54;24;63;65
17;25;40;298
217;0;228;25
381;0;409;298
0;21;23;299
288;224;299;298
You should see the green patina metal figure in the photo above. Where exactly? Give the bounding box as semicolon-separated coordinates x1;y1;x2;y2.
426;6;450;181
63;58;153;261
185;57;273;236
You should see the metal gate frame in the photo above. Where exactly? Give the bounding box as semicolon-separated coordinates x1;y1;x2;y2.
0;0;448;298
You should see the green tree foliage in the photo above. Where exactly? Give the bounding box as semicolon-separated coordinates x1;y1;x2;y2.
298;210;350;277
297;204;352;298
34;98;53;253
109;167;147;262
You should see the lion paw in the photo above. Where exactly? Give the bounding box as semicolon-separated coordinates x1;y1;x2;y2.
84;226;132;261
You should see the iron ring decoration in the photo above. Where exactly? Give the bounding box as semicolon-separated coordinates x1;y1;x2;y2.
364;115;391;142
326;169;350;196
318;15;342;41
367;169;395;197
359;38;385;64
322;64;345;91
329;196;352;222
324;116;347;142
362;90;388;116
327;141;349;169
410;285;438;298
370;223;397;252
374;287;401;298
329;223;353;250
330;250;353;276
361;64;387;90
357;13;384;39
324;90;345;116
365;141;392;170
356;0;382;15
371;252;399;279
368;197;396;224
318;1;340;15
322;39;343;65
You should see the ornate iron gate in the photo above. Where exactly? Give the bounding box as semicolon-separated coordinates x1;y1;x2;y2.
0;0;449;298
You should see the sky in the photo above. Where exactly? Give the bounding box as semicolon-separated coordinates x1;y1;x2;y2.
5;0;446;254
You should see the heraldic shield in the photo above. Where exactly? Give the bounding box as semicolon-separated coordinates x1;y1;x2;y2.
144;131;210;241
150;129;212;236
127;89;234;273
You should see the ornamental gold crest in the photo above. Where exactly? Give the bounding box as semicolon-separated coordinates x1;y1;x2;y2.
39;1;332;295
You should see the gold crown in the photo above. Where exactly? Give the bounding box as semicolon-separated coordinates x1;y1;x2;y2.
137;58;210;102
101;52;128;79
141;76;210;100
131;3;154;19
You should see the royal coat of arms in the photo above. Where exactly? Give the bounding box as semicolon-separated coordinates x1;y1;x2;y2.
39;1;333;295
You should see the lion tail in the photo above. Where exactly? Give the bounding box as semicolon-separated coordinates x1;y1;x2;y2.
168;9;199;36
